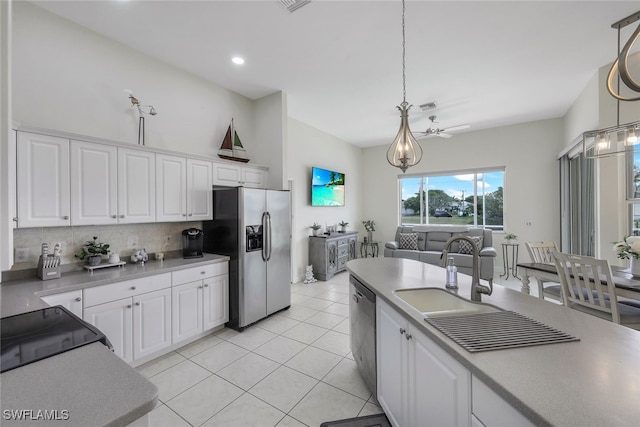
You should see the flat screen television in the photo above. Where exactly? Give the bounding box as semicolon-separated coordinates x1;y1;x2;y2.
311;166;345;207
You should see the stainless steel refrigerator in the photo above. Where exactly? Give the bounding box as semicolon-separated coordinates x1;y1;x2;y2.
202;186;291;330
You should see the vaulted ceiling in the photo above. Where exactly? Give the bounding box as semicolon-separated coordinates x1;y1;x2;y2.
30;1;640;147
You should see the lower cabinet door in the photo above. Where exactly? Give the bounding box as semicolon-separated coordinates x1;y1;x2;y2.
84;298;133;363
133;288;172;360
377;300;408;427
41;290;83;318
411;328;470;427
172;281;203;343
203;275;229;330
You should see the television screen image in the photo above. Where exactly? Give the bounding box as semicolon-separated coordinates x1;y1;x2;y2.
312;167;345;206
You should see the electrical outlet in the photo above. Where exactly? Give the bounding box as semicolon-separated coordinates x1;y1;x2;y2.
127;235;138;248
164;235;171;246
15;248;29;263
524;220;533;227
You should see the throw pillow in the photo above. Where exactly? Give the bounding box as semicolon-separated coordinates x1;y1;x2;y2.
458;236;483;254
399;233;419;250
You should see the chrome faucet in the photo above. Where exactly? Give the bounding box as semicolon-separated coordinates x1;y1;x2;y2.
441;236;492;302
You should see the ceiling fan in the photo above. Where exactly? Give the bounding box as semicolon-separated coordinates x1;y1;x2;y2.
414;116;470;139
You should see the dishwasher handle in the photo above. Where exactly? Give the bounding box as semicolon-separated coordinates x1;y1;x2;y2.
349;275;375;303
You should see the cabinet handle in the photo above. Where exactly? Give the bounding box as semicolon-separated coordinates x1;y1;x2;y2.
75;297;81;302
112;215;117;219
198;285;203;289
200;271;206;275
12;217;18;222
130;286;137;290
63;216;69;220
399;328;406;335
120;215;125;219
182;213;187;217
204;284;209;287
188;213;193;217
127;304;132;309
135;302;140;306
405;333;412;341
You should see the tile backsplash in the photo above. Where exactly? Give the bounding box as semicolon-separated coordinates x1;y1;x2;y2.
11;221;203;271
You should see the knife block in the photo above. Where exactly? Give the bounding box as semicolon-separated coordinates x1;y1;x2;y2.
36;255;61;280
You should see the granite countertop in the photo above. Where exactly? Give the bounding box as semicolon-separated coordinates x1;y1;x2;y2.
0;254;230;426
346;257;640;427
1;253;230;317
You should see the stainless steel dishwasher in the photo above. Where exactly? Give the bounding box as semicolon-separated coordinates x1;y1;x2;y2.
349;274;376;397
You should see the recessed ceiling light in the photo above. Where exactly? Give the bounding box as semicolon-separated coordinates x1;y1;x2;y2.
232;57;245;65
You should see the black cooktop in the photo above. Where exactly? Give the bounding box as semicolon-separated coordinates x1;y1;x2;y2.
1;306;110;373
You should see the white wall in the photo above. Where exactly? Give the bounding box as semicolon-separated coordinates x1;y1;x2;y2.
563;71;600;147
255;92;287;190
287;118;362;282
12;1;256;161
361;119;564;266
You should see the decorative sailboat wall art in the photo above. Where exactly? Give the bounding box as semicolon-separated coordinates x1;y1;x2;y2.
218;118;249;163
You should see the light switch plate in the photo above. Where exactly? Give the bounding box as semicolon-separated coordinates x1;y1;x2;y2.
15;248;29;263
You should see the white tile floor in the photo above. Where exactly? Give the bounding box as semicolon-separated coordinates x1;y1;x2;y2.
140;268;549;426
139;273;382;427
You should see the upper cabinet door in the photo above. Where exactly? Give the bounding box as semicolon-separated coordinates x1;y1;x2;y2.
16;132;71;228
187;159;213;221
212;163;241;186
70;140;118;226
118;148;156;224
242;167;267;189
156;154;187;222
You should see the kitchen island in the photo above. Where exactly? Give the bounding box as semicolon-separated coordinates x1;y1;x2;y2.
347;257;640;427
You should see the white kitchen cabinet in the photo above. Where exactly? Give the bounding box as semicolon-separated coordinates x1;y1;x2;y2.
203;274;229;330
40;290;83;318
70;140;118;226
377;299;470;427
471;375;534;427
84;298;134;363
213;162;267;188
172;262;229;342
172;280;204;342
16;132;70;227
83;273;172;363
156;154;187;222
132;288;172;360
186;158;213;221
156;154;213;221
118;148;156;224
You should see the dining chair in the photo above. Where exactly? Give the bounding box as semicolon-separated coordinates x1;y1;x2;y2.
525;241;562;302
553;252;640;330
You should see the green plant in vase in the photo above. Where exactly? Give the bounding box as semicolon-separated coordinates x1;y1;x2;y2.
310;222;322;236
339;221;349;233
362;220;376;242
75;236;110;266
504;233;517;243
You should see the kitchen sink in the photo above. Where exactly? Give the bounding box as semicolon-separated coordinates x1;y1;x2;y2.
393;288;502;317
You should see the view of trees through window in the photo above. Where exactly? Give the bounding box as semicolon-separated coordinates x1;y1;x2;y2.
400;170;505;230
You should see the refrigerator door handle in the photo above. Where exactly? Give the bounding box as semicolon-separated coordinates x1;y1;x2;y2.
266;211;272;261
261;211;268;262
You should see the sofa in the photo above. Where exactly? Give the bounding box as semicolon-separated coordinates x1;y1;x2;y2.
384;225;496;284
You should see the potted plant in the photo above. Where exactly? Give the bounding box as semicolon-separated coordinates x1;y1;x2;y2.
362;220;376;243
75;236;110;266
613;236;640;277
339;221;349;233
310;222;322;237
504;233;518;243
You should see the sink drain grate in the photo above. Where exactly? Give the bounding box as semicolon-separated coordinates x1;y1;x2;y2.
425;311;579;352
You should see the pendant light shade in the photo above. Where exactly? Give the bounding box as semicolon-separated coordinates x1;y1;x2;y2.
387;102;423;172
386;0;422;173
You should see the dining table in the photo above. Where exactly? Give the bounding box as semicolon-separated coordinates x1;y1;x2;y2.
517;262;640;301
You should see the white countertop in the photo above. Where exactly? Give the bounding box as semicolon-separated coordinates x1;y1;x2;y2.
347;257;640;427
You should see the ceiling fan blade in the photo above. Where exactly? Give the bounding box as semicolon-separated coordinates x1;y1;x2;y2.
437;132;453;139
442;124;471;133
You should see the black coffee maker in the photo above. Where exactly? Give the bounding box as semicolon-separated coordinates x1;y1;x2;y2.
182;228;204;259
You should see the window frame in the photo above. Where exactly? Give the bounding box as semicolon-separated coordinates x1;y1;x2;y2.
398;166;506;230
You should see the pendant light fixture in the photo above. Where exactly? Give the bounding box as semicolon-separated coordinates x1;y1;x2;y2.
386;0;422;173
584;10;640;159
